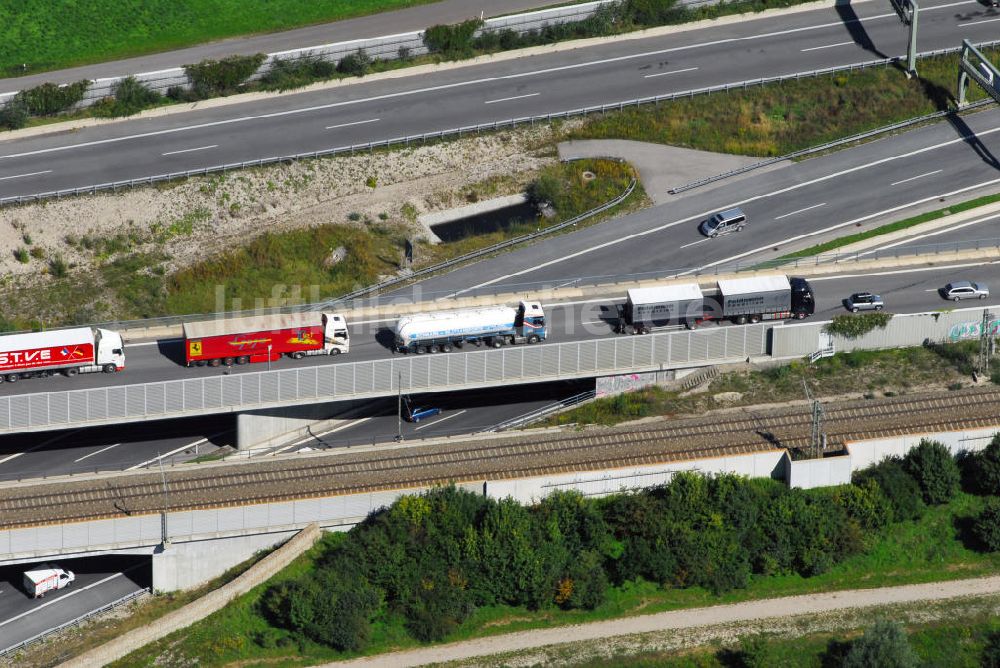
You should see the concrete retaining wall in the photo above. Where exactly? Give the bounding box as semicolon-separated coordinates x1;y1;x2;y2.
58;523;321;668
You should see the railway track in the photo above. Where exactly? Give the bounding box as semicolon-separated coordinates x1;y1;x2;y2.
3;387;1000;529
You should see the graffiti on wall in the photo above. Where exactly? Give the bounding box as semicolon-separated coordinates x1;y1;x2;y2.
596;370;674;397
948;318;1000;342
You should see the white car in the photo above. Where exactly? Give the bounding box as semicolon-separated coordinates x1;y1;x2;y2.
942;281;989;301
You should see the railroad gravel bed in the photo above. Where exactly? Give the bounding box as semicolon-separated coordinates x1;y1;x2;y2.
3;387;1000;529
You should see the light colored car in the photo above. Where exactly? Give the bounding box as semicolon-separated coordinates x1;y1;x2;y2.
845;292;884;312
942;281;990;301
699;207;747;238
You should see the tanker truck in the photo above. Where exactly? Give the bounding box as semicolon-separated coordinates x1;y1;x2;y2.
394;301;546;354
0;327;125;383
183;312;349;367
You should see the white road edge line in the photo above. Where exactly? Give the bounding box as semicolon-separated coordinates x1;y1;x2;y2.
891;169;943;186
0;169;52;181
415;410;467;430
161;144;217;156
126;433;222;470
801;40;855;52
74;442;121;463
0;573;123;629
774;202;826;220
643;66;699;78
860;211;1000;255
0;430;81;466
806;260;1000;282
325;118;380;130
270;416;374;455
961;16;1000;26
484;92;540;105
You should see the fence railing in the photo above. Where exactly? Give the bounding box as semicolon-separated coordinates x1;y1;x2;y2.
4;39;998;209
483;390;597;432
0;587;150;658
0;325;769;433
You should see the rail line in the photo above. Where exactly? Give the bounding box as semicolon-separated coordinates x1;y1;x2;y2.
3;388;1000;529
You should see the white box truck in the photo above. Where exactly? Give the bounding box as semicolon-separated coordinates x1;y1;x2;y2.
0;327;125;384
23;564;75;598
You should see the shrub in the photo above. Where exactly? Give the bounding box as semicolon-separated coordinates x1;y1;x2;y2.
423;19;483;58
902;439;960;505
0;98;29;130
982;629;1000;668
824;312;893;339
853;457;925;522
29;247;45;260
13;248;29;263
15;80;89;116
830;479;893;532
48;255;69;278
97;76;161;117
620;0;683;25
183;53;266;97
260;56;337;91
973;497;1000;551
336;49;372;77
842;620;919;668
973;434;1000;495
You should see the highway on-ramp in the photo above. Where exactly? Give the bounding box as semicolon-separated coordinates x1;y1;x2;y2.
0;0;997;198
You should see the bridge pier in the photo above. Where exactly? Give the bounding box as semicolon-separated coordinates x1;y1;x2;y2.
235;400;367;450
152;530;299;592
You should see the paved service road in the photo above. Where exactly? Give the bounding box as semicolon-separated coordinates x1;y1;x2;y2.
0;555;150;656
1;0;997;197
0;0;559;92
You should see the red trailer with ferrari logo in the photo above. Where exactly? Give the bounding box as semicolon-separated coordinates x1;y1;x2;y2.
182;312;349;367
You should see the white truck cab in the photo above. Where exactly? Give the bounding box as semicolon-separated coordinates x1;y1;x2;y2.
322;313;350;355
95;328;126;373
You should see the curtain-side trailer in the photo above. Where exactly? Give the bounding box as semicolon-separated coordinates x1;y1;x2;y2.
183;312;349;367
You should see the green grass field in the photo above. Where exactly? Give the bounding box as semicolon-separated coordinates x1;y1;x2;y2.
0;1;438;77
105;492;1000;666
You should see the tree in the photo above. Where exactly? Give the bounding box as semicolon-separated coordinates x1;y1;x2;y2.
853;457;925;521
973;497;1000;552
903;439;960;505
975;434;1000;495
981;629;1000;668
842;620;920;668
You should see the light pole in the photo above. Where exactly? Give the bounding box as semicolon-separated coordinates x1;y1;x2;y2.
157;455;171;548
396;371;403;442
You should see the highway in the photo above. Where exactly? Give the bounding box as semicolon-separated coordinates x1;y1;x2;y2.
0;555;150;656
0;0;560;91
0;0;997;197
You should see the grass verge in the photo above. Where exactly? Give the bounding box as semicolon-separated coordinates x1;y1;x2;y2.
566;48;998;158
772;192;1000;260
548;343;984;430
104;493;1000;666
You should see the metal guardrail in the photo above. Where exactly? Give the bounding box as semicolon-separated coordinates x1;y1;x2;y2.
0;587;150;658
4;39;998;209
483;390;598;432
0;325;769;433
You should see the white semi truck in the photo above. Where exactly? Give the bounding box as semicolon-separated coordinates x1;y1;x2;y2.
393;301;546;353
0;327;125;383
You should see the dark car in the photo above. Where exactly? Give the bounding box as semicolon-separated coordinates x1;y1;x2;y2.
844;292;884;312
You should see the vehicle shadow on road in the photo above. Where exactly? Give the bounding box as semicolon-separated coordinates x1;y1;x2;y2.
157;338;188;367
835;0;889;59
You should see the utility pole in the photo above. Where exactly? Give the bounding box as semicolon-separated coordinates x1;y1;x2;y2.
157;455;171;548
396;371;404;442
977;310;994;378
803;381;824;459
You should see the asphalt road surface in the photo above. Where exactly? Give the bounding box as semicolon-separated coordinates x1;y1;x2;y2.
0;555;150;657
1;0;997;197
0;0;559;91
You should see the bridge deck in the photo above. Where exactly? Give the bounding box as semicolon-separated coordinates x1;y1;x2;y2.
3;387;1000;529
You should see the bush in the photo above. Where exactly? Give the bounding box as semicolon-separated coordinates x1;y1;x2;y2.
902;439;960;505
620;0;683;24
423;19;483;58
102;76;161;117
824;312;893;339
336;50;372;77
183;53;266;97
973;497;1000;551
260;56;337;91
15;80;89;116
842;620;919;668
13;248;29;263
48;255;69;278
972;434;1000;495
0;98;29;130
853;457;925;522
982;629;1000;668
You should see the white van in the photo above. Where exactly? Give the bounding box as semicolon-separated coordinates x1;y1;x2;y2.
23;564;75;598
700;207;747;238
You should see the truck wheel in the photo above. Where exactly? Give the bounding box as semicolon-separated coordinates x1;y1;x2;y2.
441;344;453;353
64;368;79;377
208;358;220;367
103;364;117;374
223;357;234;366
735;315;747;325
527;334;540;344
428;344;440;354
490;339;502;349
414;346;425;355
236;356;249;365
196;360;208;367
329;348;341;356
6;374;17;383
795;312;807;320
749;315;761;324
291;352;305;360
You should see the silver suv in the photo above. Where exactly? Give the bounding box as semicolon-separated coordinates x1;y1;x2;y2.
700;207;747;238
845;292;884;312
942;281;990;301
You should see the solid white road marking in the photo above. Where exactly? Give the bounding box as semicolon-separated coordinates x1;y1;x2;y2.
325;118;380;130
126;433;224;470
161;144;217;156
128;337;182;347
801;41;855;52
415;410;467;430
0;430;80;466
0;169;52;181
643;67;699;78
0;573;123;629
961;16;1000;26
74;442;120;463
1;2;978;161
859;211;1000;254
269;416;374;455
485;92;539;104
774;202;826;219
806;260;1000;282
891;169;943;186
679;238;710;249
